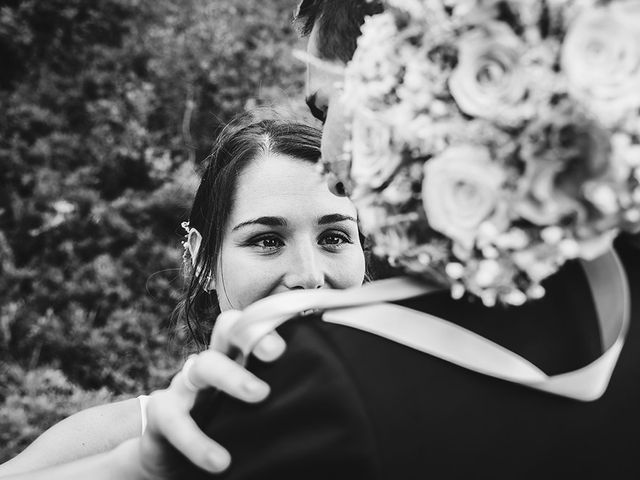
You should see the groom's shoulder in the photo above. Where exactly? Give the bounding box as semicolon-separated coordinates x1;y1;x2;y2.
615;234;640;290
187;317;385;480
395;259;602;373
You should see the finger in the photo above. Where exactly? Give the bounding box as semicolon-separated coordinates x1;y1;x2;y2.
146;401;231;474
210;309;243;354
252;331;287;362
189;349;270;403
169;355;201;401
212;309;286;362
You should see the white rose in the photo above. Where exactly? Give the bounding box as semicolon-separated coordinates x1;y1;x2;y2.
422;144;506;251
449;21;529;125
561;4;640;125
516;105;610;226
349;111;403;192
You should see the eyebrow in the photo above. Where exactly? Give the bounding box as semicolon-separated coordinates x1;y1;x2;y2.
318;214;357;225
232;214;357;231
232;216;287;231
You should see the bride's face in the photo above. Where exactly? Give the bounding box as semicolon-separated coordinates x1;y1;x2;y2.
214;153;365;311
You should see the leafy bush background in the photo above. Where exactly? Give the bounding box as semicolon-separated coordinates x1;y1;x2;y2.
0;0;309;462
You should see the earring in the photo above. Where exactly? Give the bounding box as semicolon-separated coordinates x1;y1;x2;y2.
204;273;214;292
180;221;192;265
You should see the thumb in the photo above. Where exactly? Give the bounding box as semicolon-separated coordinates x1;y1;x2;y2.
209;309;242;354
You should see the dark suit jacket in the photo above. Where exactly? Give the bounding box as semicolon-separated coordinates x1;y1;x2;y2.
182;236;639;479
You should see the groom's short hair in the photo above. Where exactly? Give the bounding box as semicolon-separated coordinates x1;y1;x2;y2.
295;0;383;63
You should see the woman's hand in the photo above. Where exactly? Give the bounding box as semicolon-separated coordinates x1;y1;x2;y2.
134;309;286;476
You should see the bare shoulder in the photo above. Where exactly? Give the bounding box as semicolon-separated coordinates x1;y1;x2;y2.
0;397;142;476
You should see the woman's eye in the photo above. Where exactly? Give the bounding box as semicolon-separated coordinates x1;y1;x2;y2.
319;231;352;248
252;236;284;251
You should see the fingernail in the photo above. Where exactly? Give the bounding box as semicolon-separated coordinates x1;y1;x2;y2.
262;334;283;351
241;378;269;399
208;448;231;472
254;334;285;359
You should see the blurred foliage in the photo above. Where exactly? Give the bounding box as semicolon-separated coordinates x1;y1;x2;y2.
0;0;308;462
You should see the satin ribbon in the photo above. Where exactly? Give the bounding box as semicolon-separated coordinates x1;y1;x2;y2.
222;249;629;402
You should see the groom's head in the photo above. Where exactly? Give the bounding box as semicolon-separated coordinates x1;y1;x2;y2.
295;1;383;195
296;0;381;64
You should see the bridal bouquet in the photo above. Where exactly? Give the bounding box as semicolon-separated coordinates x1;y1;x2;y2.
334;0;640;306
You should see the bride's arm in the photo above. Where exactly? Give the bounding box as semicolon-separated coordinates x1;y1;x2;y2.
0;398;141;477
0;429;214;480
0;310;285;477
0;440;140;480
0;342;273;480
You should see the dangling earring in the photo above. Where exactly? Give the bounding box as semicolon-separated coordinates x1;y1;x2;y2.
204;273;214;292
180;221;192;266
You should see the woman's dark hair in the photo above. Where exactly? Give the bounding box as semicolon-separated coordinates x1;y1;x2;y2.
176;115;359;350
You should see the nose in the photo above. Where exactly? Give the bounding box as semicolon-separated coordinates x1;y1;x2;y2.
283;243;325;291
326;173;351;197
305;93;327;123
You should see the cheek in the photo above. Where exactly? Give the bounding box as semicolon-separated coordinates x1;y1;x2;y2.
218;277;269;311
216;249;282;310
329;247;366;288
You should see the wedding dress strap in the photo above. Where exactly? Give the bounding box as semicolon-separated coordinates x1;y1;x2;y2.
226;248;629;402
